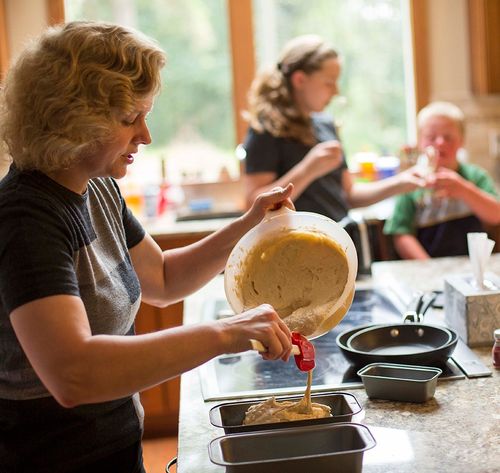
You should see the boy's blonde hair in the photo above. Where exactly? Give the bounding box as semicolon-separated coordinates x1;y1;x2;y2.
0;21;166;173
417;101;465;136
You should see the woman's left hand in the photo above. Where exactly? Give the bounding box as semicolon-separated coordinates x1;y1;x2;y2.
245;183;295;225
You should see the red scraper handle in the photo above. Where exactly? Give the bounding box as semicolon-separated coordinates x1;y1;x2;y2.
292;331;315;371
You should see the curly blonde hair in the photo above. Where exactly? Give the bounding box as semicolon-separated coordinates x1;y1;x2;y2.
0;21;166;173
245;35;338;146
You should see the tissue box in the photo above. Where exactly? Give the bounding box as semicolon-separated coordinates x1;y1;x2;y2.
444;272;500;347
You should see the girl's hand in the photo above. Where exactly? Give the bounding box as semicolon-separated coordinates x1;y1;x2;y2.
302;140;344;179
396;165;427;192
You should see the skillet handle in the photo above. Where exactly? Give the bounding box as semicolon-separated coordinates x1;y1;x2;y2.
403;292;438;323
418;292;438;319
403;292;424;323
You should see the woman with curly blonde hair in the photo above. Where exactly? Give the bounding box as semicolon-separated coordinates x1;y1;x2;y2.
0;21;294;473
244;34;424;222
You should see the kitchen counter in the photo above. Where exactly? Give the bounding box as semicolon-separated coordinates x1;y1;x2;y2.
141;211;237;240
176;256;500;473
140;197;396;239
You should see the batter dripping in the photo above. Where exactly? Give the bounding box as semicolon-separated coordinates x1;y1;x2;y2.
242;370;331;425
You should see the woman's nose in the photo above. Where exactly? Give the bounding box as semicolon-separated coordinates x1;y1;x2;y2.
136;119;152;145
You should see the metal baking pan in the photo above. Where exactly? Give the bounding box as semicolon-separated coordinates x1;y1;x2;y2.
208;422;376;473
357;363;442;402
209;392;362;434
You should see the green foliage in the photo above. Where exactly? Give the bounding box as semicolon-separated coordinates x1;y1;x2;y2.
66;0;408;164
254;0;408;158
66;0;235;154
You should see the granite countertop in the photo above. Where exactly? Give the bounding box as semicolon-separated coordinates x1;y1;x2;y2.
176;256;500;473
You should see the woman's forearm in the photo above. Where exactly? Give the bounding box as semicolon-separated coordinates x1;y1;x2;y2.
158;215;263;303
136;185;294;307
60;323;226;406
11;295;290;408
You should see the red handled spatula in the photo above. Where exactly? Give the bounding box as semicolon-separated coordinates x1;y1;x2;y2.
250;331;315;371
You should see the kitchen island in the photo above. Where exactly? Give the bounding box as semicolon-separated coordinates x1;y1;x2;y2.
175;256;499;472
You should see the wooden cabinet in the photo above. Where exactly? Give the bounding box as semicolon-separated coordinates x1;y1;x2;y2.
468;0;500;94
135;300;183;438
135;232;211;438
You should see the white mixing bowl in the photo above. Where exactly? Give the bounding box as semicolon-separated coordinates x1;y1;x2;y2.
224;207;358;339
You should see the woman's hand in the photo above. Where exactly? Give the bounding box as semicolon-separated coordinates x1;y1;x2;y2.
216;304;293;361
244;183;295;225
302;140;344;179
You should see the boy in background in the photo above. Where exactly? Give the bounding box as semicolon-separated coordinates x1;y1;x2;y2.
384;101;500;259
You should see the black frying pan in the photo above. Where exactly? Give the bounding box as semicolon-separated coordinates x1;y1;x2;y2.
346;323;452;355
336;292;458;368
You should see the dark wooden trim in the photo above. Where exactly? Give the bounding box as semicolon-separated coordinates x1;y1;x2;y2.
409;0;430;113
468;0;500;94
227;0;255;145
0;0;9;82
46;0;65;26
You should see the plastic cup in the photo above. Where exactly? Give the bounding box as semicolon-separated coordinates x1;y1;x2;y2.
375;156;400;179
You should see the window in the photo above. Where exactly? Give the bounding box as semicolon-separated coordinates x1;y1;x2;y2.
65;0;414;186
65;0;240;187
253;0;411;161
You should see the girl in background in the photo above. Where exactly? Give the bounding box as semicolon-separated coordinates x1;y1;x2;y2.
243;34;424;222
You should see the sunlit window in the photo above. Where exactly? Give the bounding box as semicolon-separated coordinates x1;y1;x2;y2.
65;0;413;217
65;0;240;190
253;0;410;161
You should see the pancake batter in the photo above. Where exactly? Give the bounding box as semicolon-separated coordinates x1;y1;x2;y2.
235;230;349;337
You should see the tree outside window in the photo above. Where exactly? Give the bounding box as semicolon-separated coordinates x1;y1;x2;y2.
66;0;410;186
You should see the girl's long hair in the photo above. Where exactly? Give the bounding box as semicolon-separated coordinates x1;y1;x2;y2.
245;35;338;146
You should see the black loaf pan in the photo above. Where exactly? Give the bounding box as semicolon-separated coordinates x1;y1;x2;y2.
209;391;362;434
208;422;376;473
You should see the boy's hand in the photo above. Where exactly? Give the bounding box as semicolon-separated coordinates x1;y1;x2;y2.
426;167;467;199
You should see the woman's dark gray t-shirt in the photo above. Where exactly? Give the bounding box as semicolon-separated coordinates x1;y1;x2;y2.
0;165;146;472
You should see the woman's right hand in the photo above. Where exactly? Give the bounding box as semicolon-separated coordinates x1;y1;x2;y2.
216;304;293;361
302;140;343;179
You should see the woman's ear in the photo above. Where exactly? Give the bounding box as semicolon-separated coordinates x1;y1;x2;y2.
290;70;307;90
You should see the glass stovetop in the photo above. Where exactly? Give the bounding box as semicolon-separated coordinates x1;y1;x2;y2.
198;289;465;401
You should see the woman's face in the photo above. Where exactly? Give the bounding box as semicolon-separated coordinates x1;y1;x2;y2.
86;95;154;180
418;115;463;169
292;57;341;114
